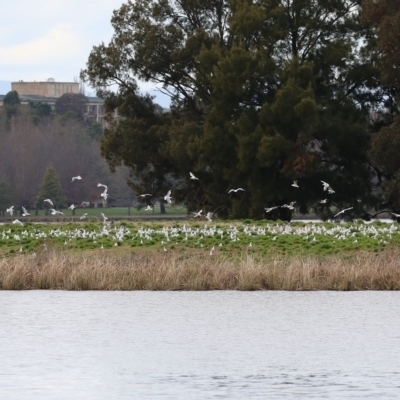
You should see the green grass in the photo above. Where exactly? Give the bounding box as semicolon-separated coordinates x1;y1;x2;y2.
0;220;398;258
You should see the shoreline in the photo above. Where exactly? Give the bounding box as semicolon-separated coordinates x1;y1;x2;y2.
1;248;400;291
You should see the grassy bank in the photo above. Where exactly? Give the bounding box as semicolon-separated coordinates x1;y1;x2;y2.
1;220;400;290
1;248;400;290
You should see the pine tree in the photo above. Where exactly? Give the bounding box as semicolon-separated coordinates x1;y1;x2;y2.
35;166;66;211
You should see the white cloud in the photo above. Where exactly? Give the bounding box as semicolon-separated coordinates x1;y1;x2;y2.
0;24;81;67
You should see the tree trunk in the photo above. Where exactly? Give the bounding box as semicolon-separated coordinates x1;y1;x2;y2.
160;200;166;214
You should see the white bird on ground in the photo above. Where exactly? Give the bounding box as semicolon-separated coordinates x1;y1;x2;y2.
43;199;54;206
71;175;82;182
265;206;280;213
281;202;296;210
189;172;199;180
80;213;88;220
334;207;353;218
228;188;245;193
50;209;64;215
164;190;172;204
6;206;14;216
68;204;76;210
192;210;203;218
144;205;153;211
13;219;23;226
97;183;108;190
21;206;30;216
291;180;299;188
138;194;152;198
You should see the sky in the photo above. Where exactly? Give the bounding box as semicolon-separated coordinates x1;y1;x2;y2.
0;0;170;107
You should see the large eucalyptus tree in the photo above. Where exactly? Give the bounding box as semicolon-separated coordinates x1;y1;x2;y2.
81;0;380;218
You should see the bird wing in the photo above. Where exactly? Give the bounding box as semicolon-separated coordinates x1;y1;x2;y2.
22;206;27;213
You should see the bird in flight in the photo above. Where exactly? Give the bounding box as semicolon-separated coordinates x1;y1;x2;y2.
164;190;172;204
13;219;23;226
138;194;152;198
43;199;54;206
265;206;280;213
291;180;299;188
321;180;335;194
6;206;14;216
281;202;296;210
21;206;30;216
192;210;203;218
189;172;199;180
205;212;213;222
228;188;245;193
50;209;64;215
100;189;108;200
321;181;330;191
100;212;108;222
68;204;76;210
391;212;400;218
71;176;82;182
334;207;353;218
319;199;327;204
80;213;88;220
144;205;153;211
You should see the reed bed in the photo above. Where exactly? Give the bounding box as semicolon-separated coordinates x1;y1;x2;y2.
1;248;400;290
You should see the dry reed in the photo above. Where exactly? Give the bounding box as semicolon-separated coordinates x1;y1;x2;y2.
1;248;400;290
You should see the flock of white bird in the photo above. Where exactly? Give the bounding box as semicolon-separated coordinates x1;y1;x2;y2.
1;220;397;255
2;172;398;226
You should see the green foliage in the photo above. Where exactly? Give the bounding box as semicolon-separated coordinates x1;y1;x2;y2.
3;90;21;118
81;0;382;219
55;93;88;120
29;101;52;124
87;122;103;140
35;166;66;209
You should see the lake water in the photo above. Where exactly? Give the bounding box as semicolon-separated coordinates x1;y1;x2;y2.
0;291;399;399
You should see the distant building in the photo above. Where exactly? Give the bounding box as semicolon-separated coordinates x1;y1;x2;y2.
0;78;108;125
